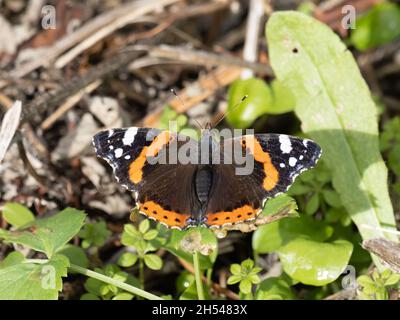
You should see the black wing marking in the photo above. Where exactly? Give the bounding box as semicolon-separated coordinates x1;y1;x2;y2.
93;127;160;191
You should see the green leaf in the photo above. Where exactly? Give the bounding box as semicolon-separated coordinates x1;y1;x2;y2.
58;244;89;269
139;220;150;234
321;189;342;208
380;268;392;280
0;208;86;258
176;271;195;293
84;275;104;296
380;117;400;151
176;114;188;127
230;263;241;275
143;254;163;270
118;252;138;268
165;228;217;270
0;251;25;269
227;274;242;285
261;194;298;217
241;258;254;270
287;182;313;196
350;2;400;51
121;225;142;248
78;220;111;248
256;277;295;300
249;274;260;284
80;293;100;300
305;193;319;215
227;78;272;128
0;255;69;300
384;274;400;286
388;145;400;176
179;280;211;300
267;11;398;268
143;229;158;241
278;238;353;286
239;279;252;294
2;203;35;228
124;224;140;237
252;215;333;253
357;275;375;287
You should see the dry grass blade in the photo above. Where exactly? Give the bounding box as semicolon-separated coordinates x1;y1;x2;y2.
54;0;181;69
0;100;22;162
40;80;102;130
12;0;180;78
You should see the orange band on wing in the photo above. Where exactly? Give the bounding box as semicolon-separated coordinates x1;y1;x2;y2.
242;136;279;191
206;205;259;226
139;201;188;229
129;131;172;184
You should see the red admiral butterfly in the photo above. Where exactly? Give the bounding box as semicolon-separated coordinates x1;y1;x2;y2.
93;128;321;230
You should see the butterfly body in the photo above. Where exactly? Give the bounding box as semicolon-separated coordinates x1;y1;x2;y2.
93;127;321;230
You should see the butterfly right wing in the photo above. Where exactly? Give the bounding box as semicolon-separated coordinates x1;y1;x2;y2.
204;134;322;228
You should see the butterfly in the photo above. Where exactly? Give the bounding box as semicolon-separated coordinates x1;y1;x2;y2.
93;127;321;230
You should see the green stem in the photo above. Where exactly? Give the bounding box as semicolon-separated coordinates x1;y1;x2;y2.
139;257;145;290
193;250;205;300
26;259;163;300
206;268;212;287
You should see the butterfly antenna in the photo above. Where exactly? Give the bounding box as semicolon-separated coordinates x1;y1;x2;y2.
170;89;203;130
214;95;248;127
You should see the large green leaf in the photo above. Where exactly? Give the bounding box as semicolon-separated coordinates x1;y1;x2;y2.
267;12;398;268
278;238;353;286
252;215;333;254
0;254;69;300
0;251;25;269
0;208;86;258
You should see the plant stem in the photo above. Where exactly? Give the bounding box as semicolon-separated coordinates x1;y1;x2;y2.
193;250;205;300
206;268;212;287
26;259;163;300
139;257;145;290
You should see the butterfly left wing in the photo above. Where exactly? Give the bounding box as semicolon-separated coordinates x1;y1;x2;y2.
205;134;322;228
93;127;201;229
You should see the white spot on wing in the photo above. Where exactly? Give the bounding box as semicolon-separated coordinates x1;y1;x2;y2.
124;155;130;160
108;130;114;137
299;155;304;160
122;127;138;145
115;148;123;158
280;163;285;168
289;157;297;167
109;145;114;150
279;135;292;154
